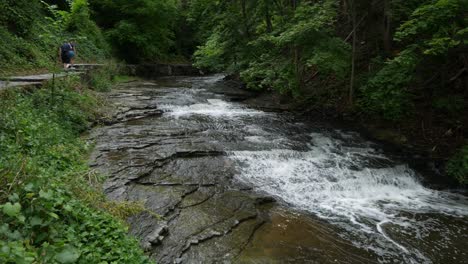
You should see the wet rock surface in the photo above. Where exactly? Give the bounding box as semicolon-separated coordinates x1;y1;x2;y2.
88;77;267;263
89;75;468;264
89;76;375;263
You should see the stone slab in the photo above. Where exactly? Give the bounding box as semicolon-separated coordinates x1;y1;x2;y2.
0;81;42;90
0;71;82;82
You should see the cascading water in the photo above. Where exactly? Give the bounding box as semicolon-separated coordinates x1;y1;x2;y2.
150;76;468;263
230;132;468;263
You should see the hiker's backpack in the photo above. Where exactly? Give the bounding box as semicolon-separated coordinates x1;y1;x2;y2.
61;43;73;53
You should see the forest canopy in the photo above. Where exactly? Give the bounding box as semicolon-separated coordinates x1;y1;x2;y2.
0;1;467;263
0;0;467;182
185;0;468;183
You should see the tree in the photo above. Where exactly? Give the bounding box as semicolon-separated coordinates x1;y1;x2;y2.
89;0;177;63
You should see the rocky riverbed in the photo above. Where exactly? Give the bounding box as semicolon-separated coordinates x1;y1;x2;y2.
89;75;468;264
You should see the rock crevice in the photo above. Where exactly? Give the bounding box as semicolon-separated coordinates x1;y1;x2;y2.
90;79;272;263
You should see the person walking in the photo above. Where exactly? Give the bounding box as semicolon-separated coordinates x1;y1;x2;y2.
59;40;76;69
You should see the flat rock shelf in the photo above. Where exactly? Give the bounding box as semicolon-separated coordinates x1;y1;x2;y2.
89;76;468;264
0;72;83;90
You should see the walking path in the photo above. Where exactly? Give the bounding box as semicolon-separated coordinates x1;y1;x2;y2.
0;64;102;90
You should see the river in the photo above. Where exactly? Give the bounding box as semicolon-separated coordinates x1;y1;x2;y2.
89;75;468;264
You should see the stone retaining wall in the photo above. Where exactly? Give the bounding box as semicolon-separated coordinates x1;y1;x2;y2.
124;64;203;78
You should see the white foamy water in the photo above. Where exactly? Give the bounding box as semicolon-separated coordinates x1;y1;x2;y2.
230;132;468;263
156;79;468;263
159;99;265;118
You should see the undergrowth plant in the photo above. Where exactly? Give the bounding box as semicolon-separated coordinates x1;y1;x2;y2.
446;145;468;185
84;61;120;92
0;77;152;263
0;0;109;76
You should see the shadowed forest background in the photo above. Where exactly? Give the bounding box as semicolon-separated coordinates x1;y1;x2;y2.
0;0;467;262
1;0;467;185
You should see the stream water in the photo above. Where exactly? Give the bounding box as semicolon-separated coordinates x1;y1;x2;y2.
90;75;468;264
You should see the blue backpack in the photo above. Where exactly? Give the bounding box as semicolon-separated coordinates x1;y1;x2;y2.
61;43;74;57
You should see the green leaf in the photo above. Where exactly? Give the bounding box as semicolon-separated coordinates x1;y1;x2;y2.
0;224;10;236
64;204;73;212
30;216;43;226
49;212;59;219
55;246;81;263
1;245;10;254
2;202;22;217
39;189;53;200
8;193;19;202
24;183;35;192
17;215;26;223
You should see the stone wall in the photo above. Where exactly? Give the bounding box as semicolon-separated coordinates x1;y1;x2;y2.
124;64;203;78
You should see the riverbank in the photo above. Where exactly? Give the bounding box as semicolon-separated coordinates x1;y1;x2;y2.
0;74;152;263
89;75;468;263
86;76;380;263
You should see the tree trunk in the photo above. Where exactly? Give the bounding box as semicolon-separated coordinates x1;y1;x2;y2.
265;0;273;32
291;0;297;10
349;0;357;106
241;0;250;38
382;0;392;56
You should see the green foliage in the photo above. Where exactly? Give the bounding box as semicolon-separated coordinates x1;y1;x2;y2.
395;0;466;56
89;0;177;63
0;0;43;37
0;182;151;263
193;32;226;71
0;0;108;75
193;0;349;95
0;78;93;173
305;37;350;79
0;78;151;263
274;1;337;46
181;1;468;174
359;0;467;120
190;0;467;146
433;95;465;116
447;145;468;184
241;50;298;94
66;0;109;61
359;50;418;120
0;0;56;74
0;27;52;75
190;0;263;74
85;62;120;92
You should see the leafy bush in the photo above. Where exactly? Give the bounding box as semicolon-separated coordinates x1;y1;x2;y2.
85;62;120;92
447;145;468;184
241;52;298;95
0;0;109;75
306;37;350;80
359;0;467;121
0;180;151;264
89;0;177;63
359;50;418;120
0;25;56;75
0;0;43;38
192;0;349;96
433;95;465;116
0;77;151;263
193;32;226;72
395;0;466;56
66;0;109;61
